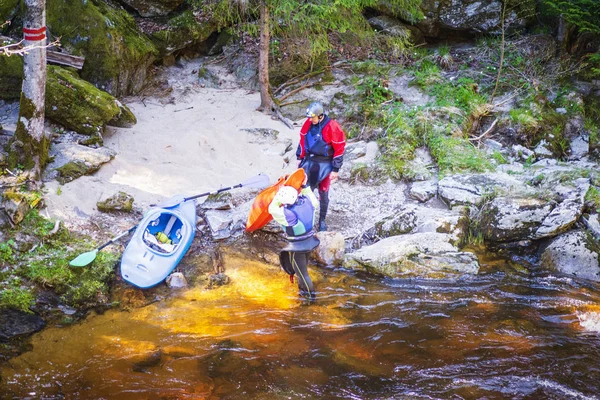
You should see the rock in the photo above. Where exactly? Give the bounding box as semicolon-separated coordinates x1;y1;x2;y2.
479;196;553;242
47;0;158;96
97;192;135;213
46;66;136;135
343;232;479;278
0;190;30;225
44;143;116;184
165;272;188;288
0;308;45;341
313;231;345;266
206;273;231;289
438;172;530;208
150;11;218;58
533;179;588;239
409;180;437;203
541;230;600;282
368;15;425;45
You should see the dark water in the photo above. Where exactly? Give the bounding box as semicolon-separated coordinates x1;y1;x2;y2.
1;253;600;399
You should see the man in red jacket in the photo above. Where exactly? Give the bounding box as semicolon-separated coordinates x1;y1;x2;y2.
296;101;346;232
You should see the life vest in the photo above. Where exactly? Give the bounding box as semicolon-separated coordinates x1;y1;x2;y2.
305;117;334;158
283;196;315;239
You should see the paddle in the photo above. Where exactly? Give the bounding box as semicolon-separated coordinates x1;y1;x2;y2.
158;173;271;208
69;226;137;268
69;173;271;267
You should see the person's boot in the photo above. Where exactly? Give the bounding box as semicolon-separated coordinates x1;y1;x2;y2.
318;189;329;232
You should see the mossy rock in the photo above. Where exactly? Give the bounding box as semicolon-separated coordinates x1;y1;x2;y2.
0;53;24;100
97;192;134;213
46;65;136;135
150;10;219;57
45;0;158;96
55;160;91;184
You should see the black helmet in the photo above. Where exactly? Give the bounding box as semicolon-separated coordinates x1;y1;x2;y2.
306;102;324;118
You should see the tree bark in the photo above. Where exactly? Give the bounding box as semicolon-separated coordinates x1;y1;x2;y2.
8;0;49;180
257;0;273;112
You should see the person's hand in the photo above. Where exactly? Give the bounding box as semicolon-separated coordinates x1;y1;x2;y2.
330;171;339;182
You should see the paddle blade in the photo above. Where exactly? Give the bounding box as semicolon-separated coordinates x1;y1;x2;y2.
69;249;99;268
241;173;270;189
158;195;186;209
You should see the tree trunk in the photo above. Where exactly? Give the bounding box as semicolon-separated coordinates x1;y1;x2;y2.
8;0;48;180
257;0;273;112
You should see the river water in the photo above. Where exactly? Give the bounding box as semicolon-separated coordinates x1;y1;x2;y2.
1;252;600;399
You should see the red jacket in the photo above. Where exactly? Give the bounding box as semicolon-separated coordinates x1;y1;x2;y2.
297;117;346;171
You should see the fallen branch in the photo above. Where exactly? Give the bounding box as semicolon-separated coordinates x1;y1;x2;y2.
469;118;498;142
274;106;294;130
278;82;334;103
273;68;328;95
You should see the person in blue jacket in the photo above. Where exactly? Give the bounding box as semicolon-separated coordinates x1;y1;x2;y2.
268;184;320;299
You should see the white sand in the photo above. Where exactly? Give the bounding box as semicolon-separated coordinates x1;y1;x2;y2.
43;61;300;227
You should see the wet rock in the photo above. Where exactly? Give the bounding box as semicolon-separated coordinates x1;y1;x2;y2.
541;230;600;282
132;350;163;372
0;309;45;341
97;191;135;213
206;273;230;289
313;231;345;266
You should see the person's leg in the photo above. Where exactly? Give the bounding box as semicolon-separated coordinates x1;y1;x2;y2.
291;252;314;299
317;175;331;231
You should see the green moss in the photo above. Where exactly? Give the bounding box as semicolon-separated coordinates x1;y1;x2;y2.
0;286;34;314
0;239;16;266
0;53;24;100
8;95;51;171
55;160;89;184
46;65;135;134
46;0;157;94
428;134;493;177
151;10;218;57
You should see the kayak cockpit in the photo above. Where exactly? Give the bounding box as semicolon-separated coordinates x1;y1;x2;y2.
142;213;185;255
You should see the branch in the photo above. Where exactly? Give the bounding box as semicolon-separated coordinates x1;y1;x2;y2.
273;68;329;95
469;118;498;142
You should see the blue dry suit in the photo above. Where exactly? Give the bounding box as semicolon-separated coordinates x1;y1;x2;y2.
268;186;320;299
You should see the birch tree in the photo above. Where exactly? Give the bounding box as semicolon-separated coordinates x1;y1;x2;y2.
8;0;49;181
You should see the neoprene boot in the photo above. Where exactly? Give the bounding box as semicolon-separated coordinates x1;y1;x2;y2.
318;189;329;232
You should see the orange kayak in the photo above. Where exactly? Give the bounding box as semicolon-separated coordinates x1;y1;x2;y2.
245;168;306;232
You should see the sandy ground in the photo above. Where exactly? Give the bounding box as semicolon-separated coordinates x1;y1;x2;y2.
41;58;300;229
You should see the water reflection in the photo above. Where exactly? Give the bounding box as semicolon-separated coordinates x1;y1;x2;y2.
2;252;600;399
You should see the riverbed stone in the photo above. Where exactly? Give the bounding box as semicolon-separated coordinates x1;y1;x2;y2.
343;232;479;278
0;309;45;341
409;180;437;203
541;230;600;282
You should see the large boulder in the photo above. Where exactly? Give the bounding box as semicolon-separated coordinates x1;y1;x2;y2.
44;143;116;184
46;66;136;135
416;0;534;37
343;232;479;278
541;231;600;282
46;0;158;96
150;10;219;58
